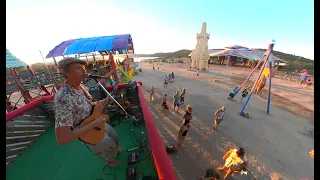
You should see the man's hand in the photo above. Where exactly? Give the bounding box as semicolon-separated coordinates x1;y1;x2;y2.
91;100;107;119
98;97;110;104
95;114;110;124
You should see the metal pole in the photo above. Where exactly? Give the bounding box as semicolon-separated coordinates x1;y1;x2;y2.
234;55;266;96
266;61;273;114
39;50;58;87
240;43;275;115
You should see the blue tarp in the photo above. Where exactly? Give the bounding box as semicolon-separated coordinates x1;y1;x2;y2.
6;49;28;68
46;39;77;58
46;34;132;58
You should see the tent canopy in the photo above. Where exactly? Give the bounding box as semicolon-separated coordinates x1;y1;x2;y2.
209;47;284;62
46;34;133;58
6;49;28;68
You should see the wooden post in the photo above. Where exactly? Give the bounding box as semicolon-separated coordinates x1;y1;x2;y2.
10;68;32;104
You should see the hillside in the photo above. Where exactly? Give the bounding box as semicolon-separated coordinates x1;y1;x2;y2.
135;49;192;58
256;49;313;63
136;49;313;63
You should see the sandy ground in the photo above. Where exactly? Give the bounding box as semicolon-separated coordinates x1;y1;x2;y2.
134;64;314;180
141;63;314;120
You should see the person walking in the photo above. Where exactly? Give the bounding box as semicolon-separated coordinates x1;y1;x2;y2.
213;106;226;131
149;85;155;102
171;72;175;82
180;88;186;104
173;91;181;112
164;75;168;88
175;105;193;152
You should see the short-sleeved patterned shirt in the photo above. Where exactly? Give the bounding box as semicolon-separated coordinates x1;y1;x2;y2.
54;82;93;129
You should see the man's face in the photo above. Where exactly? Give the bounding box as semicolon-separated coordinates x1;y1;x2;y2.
64;63;87;82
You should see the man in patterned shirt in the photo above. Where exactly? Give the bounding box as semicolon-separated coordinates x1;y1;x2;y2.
54;57;124;167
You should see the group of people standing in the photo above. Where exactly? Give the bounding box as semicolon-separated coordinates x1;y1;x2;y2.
164;72;175;87
147;69;248;179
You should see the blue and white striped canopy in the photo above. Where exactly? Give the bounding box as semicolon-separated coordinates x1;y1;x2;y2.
6;49;28;68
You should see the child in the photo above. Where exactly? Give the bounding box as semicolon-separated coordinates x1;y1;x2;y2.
171;72;175;82
162;94;169;110
173;91;181;112
213;106;225;131
180;88;186;104
168;73;171;82
228;87;238;100
164;75;168;88
306;78;312;89
241;89;248;102
149;85;155;102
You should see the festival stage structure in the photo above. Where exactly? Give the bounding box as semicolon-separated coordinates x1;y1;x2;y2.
6;35;176;179
190;22;210;70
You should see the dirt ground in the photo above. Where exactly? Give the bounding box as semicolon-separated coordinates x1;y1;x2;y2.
141;63;314;120
134;63;314;180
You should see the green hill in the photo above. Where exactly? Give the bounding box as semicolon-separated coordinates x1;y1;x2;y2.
256;49;313;63
136;49;313;73
136;49;313;63
135;49;192;58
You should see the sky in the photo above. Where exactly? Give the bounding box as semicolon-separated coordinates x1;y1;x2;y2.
6;0;314;64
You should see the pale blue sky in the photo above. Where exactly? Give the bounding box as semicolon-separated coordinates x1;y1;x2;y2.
7;0;314;64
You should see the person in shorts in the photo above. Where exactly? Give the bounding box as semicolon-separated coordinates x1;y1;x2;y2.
175;105;192;152
54;58;124;167
213;106;225;131
164;75;168;88
173;91;181;112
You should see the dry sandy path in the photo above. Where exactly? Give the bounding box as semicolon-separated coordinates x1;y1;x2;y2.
133;68;314;180
140;63;314;120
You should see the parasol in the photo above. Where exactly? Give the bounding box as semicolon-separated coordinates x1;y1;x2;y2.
209;48;252;59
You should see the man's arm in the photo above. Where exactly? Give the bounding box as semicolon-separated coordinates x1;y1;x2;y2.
223;149;234;161
56;116;108;145
214;110;219;117
55;98;108;145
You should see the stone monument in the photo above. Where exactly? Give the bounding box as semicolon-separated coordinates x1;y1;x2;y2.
191;22;210;70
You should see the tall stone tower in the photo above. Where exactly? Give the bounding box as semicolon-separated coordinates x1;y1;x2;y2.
191;22;210;70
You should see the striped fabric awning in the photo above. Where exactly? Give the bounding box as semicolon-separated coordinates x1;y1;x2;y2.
6;49;28;68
